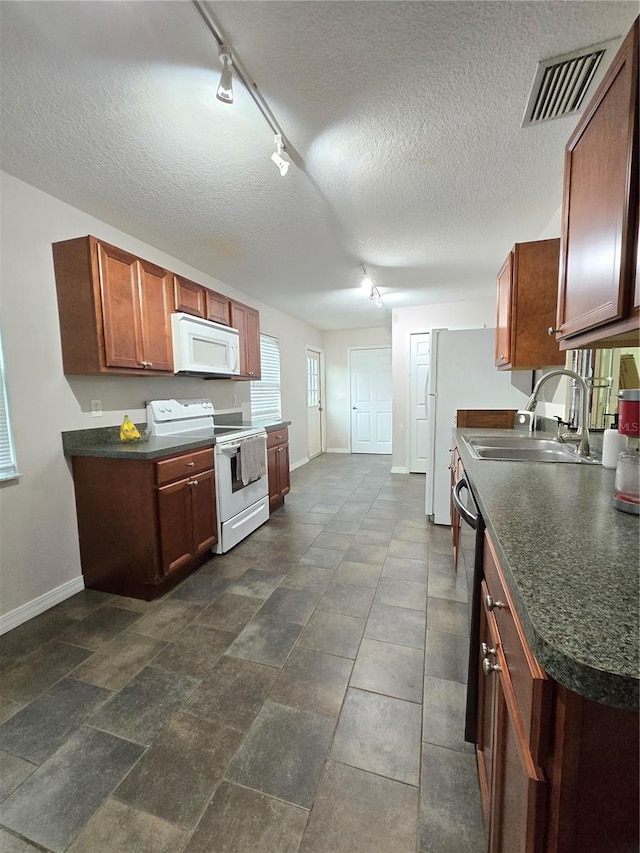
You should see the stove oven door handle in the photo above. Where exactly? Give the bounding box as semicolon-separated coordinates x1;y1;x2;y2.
452;477;478;530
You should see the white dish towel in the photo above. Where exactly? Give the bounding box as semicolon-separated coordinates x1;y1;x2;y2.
237;436;267;485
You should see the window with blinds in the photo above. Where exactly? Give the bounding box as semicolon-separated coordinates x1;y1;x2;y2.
0;328;18;481
251;334;282;421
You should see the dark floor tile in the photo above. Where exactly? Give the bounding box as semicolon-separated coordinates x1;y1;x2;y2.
0;697;22;725
331;688;421;785
352;528;393;546
427;550;457;576
50;589;118;620
332;560;382;589
427;597;470;637
298;609;365;659
0;727;143;853
316;582;375;618
271;535;319;556
169;570;230;603
299;546;344;569
0;677;112;764
184;655;278;731
184;781;308;853
132;600;205;641
324;520;361;535
225;612;303;667
419;742;486;852
59;606;142;650
196;592;264;634
424;630;469;684
299;761;418;853
269;646;353;717
382;555;429;584
226;568;287;599
298;512;333;526
226;701;334;808
312;530;354;551
392;525;431;544
360;516;396;532
343;543;388;566
115;711;243;829
422;676;474;753
375;577;427;611
388;538;429;560
365;603;426;649
90;665;199;745
71;631;166;691
427;572;469;604
67;797;187;853
350;638;424;703
256;587;322;625
151;623;235;678
0;641;92;704
0;751;36;802
0;611;73;672
282;566;335;591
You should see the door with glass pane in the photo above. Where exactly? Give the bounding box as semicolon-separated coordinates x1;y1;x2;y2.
307;348;323;459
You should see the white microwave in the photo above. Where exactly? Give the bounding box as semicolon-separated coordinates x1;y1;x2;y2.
171;312;240;377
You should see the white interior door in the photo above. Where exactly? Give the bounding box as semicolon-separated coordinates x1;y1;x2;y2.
307;348;323;459
350;347;392;454
409;332;430;472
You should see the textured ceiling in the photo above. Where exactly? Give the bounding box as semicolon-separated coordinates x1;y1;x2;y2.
0;1;637;330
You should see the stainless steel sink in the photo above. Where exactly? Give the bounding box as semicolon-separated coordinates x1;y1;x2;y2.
461;434;599;464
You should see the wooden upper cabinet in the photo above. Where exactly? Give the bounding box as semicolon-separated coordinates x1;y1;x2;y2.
230;300;261;379
556;18;639;349
206;290;231;325
174;275;206;318
495;239;564;370
53;236;173;375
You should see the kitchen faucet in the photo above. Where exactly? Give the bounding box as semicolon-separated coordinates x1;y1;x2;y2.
519;369;591;458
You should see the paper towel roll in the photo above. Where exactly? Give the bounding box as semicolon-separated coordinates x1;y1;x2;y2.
602;429;627;469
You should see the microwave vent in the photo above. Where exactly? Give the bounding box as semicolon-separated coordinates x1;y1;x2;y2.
522;38;620;127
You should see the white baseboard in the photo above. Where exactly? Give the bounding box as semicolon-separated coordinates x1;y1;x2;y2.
290;456;309;471
326;447;349;454
391;466;409;474
0;575;85;636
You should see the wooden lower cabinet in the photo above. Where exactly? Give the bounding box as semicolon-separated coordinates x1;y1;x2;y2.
477;531;639;852
267;427;290;512
70;448;217;600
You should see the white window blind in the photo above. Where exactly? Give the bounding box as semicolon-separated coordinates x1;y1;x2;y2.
251;334;282;421
0;328;18;481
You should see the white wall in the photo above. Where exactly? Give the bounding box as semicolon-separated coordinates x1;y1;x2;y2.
391;299;497;470
323;327;392;452
0;172;322;625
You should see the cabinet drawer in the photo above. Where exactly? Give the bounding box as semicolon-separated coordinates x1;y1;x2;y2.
483;533;550;761
156;448;214;485
267;428;288;449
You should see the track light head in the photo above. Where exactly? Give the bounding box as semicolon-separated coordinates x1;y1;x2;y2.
271;133;290;176
216;45;233;103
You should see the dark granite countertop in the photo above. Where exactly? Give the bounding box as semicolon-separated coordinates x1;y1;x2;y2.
62;419;291;460
456;428;639;710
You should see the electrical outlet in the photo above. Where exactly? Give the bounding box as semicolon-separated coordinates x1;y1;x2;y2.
90;399;102;418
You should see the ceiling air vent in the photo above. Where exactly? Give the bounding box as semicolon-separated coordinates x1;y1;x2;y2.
522;38;620;127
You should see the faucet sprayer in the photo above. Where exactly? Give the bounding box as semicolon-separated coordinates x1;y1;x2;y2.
519;369;591;458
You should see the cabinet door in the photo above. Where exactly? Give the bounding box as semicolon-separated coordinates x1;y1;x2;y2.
138;259;174;372
157;478;193;575
477;589;497;828
495;254;512;368
97;242;143;369
189;469;218;554
206;291;231;325
267;444;280;511
489;648;547;853
230;301;261;378
277;442;290;500
174;275;206;317
557;21;638;339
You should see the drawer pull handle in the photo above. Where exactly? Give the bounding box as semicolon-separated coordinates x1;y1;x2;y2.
483;658;502;676
481;642;496;658
187;462;195;467
485;594;504;612
548;326;558;336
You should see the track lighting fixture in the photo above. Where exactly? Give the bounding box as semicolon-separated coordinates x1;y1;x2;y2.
216;45;233;103
359;265;383;308
271;134;290;176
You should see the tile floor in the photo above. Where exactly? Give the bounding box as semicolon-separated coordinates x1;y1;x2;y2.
0;453;485;853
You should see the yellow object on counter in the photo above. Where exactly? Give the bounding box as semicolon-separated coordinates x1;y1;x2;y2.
120;415;141;442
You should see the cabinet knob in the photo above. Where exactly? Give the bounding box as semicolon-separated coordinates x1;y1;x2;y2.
481;642;496;657
482;657;502;676
187;462;195;467
499;354;504;360
189;479;199;486
548;326;558;336
484;594;504;612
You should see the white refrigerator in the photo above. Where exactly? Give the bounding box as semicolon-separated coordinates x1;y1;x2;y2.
424;328;531;524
